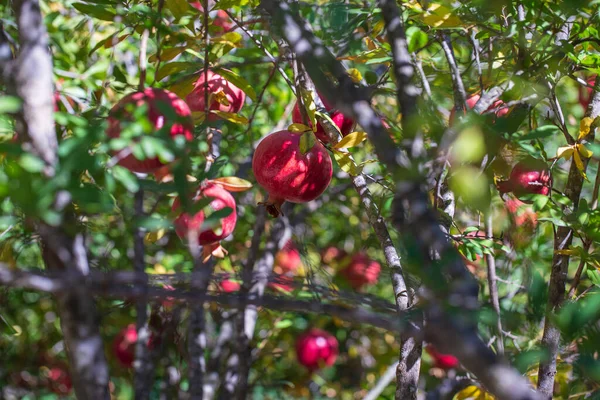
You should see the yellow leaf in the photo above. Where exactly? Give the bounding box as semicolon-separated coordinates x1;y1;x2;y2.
556;145;575;160
288;123;312;133
346;68;363;83
145;229;166;244
191;111;206;124
299;89;317;129
333;150;362;176
364;37;378;50
577;143;593;158
213;90;230;106
333;131;368;149
211;176;253;192
150;46;186;63
454;385;494;400
168;75;197;98
412;2;463;28
579;117;594;140
573;151;588;181
210;111;248;125
555;249;580;256
211;32;242;45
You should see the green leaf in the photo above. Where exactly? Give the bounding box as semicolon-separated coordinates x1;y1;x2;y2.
515;125;560;141
112;165;139;192
72;3;116;20
212;68;257;101
299;131;316;155
274;319;293;329
333;131;368;149
0;96;22;114
333;149;362;176
18;154;45;173
211;111;249;124
406;26;428;52
156;62;196;81
165;0;191;19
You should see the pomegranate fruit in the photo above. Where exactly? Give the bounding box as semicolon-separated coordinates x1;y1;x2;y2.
496;159;551;200
338;253;381;290
173;181;238;259
449;93;510;124
292;93;354;143
189;1;232;32
219;278;241;293
274;240;302;274
321;246;348;265
113;324;156;368
426;344;459;370
252;130;333;217
185;69;245;121
295;328;339;371
504;197;538;248
107;88;194;173
47;367;72;395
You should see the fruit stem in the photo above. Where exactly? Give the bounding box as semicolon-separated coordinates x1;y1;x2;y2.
258;195;285;218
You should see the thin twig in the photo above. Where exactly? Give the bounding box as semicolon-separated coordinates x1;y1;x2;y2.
484;213;504;355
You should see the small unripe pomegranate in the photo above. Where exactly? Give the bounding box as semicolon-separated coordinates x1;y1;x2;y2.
47;367;72;394
252;130;333;217
338;253;381;290
449;93;510;124
185;70;245;121
113;324;157;368
292;93;354;143
496;159;551;200
296;328;338;371
107;88;194;173
426;345;459;370
274;240;302;274
219;278;241;293
173;182;237;258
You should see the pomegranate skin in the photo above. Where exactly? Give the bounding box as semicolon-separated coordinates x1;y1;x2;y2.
497;159;551;199
426;345;459;370
173;183;238;246
219;279;241;293
189;1;232;32
107;88;194;173
292;94;354;143
252;130;333;212
113;324;139;368
295;328;339;371
338;253;381;290
274;240;302;274
48;367;72;394
185;70;245;121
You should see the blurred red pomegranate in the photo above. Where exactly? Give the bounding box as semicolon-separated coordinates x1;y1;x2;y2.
449;93;510;124
426;345;459;370
320;246;348;265
113;324;157;368
189;2;232;32
338;253;381;290
295;328;339;371
274;240;302;274
268;275;294;293
292;92;354;143
496;159;551;200
219;278;241;293
47;367;72;395
185;69;245;121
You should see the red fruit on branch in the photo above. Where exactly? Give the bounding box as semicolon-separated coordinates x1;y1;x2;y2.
504;197;538;247
47;367;72;394
496;159;551;200
274;240;302;274
292;93;354;143
426;345;459;370
268;274;294;293
321;246;348;265
107;88;194;173
449;93;510;124
173;182;238;260
295;328;339;371
189;1;232;32
338;253;381;290
185;69;245;121
113;324;157;368
252;130;333;217
219;278;241;293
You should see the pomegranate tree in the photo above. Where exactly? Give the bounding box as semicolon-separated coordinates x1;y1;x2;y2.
496;159;552;200
252;130;333;217
425;345;459;370
185;69;246;121
173;182;238;260
106;88;194;173
274;240;302;274
292;93;354;143
338;253;381;290
295;328;339;371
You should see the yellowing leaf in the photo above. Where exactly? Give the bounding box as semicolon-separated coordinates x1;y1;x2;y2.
556;145;575;160
578;143;594;158
211;176;253;192
191;111;206;124
333;131;368;149
288;123;312;133
299;89;317;129
210;111;248;125
211;32;242;45
346;68;363;83
454;385;494;400
168;75;197;98
333;150;362;176
409;2;463;29
150;46;186;63
364;37;378;51
145;229;166;244
213;90;230;106
579;117;594;140
165;0;190;19
338;48;390;63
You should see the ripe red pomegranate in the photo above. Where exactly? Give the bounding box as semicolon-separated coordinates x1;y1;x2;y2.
107;88;194;173
173;182;238;259
338;253;381;290
185;70;245;121
496;159;551;200
113;324;157;368
252;130;333;217
426;345;459;370
449;93;510;124
578;76;596;111
504;197;538;247
296;328;339;371
274;240;302;274
268;275;294;293
47;367;72;395
219;278;240;293
292;93;354;143
189;2;232;32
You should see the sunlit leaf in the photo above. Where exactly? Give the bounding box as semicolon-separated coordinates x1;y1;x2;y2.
346;68;363;83
211;176;253;192
299;131;317;155
165;0;190;19
333;131;368;149
333;150;362;176
288;123;312;133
